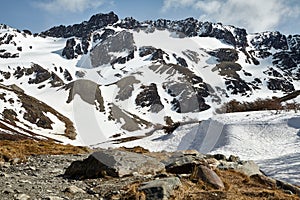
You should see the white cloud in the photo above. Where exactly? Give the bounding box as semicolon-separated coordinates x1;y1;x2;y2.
37;0;107;13
162;0;300;33
162;0;195;12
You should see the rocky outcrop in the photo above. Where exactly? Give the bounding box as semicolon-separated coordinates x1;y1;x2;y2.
64;149;165;179
40;12;118;39
90;30;135;67
135;83;164;113
62;38;76;59
63;79;105;112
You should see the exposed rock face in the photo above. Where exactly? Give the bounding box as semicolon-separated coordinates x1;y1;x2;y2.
116;76;140;101
208;48;239;62
62;38;76;59
90;31;135;67
267;78;295;93
64;149;165;179
63;79;105;112
40;12;119;39
135;83;164;113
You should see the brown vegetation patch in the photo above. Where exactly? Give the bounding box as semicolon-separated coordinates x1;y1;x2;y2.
171;170;299;200
218;97;300;113
0;140;90;163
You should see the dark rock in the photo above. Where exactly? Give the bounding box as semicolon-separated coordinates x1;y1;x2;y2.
251;31;288;50
276;180;300;196
28;64;51;84
267;78;295;93
225;78;252;96
93;29;115;43
62;38;76;59
74;43;82;55
64;149;165;179
228;155;240;163
75;71;85;78
208;48;239;62
49;72;64;87
139;177;181;200
40;12;118;39
164;153;205;174
135;83;164;113
213;154;227;161
63;69;73;81
23;30;32;35
212;61;242;79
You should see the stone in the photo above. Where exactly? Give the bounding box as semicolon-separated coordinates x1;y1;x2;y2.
139;177;181;200
192;165;225;190
14;194;31;200
276;180;300;196
0;172;10;177
44;196;64;200
2;188;14;194
163;152;205;174
228;155;240;163
64;185;86;194
236;161;262;176
64;149;165;179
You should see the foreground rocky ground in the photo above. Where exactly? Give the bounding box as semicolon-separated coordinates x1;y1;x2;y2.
0;140;299;200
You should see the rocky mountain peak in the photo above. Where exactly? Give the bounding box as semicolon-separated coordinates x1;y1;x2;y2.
40;11;118;39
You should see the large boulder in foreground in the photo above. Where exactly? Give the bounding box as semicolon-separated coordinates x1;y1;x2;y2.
64;149;165;179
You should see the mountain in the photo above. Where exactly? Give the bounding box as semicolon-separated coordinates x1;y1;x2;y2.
0;12;300;184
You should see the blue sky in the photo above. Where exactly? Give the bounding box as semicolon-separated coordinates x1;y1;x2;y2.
0;0;299;34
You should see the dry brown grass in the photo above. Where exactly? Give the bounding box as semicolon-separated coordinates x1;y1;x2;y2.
0;139;91;163
170;169;299;200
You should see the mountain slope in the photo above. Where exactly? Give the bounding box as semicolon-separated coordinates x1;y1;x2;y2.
0;12;299;146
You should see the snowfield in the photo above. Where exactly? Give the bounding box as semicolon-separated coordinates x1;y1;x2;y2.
108;110;300;185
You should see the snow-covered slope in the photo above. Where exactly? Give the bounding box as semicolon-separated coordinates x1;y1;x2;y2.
0;12;300;183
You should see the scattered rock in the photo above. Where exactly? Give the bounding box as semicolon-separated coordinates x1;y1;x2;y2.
64;185;86;194
44;196;64;200
139;177;181;200
2;188;14;194
14;193;31;200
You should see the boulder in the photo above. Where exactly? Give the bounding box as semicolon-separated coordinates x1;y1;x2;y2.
64;149;165;179
192;165;225;190
163;152;205;174
139;177;181;200
236;160;262;177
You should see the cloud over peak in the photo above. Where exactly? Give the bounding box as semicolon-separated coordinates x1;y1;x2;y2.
36;0;107;13
162;0;300;33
